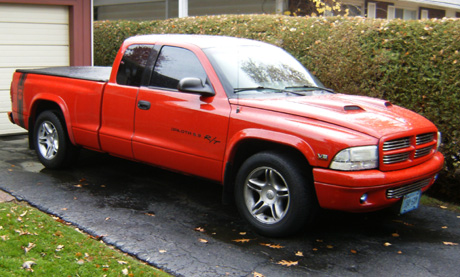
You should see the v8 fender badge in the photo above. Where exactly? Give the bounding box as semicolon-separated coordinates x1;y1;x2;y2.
317;154;328;160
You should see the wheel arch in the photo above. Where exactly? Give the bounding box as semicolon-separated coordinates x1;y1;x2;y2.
28;96;75;149
222;130;316;204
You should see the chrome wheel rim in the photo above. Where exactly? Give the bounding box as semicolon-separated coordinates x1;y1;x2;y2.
37;121;59;160
243;166;290;224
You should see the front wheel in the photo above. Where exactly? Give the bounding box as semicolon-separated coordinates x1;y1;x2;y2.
33;111;78;169
235;151;318;237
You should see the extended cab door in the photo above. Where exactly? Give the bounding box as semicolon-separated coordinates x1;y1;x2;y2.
99;44;157;158
132;45;230;181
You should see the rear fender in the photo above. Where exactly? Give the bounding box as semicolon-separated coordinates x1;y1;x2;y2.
29;93;75;145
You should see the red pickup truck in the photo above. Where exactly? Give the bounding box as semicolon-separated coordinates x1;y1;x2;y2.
9;35;444;237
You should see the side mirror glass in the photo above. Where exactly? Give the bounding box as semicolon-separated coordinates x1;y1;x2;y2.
177;77;215;97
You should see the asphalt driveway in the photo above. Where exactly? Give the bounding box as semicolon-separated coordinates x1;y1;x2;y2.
1;135;459;276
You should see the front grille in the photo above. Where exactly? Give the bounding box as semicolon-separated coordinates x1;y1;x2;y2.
383;137;410;151
381;132;436;167
415;146;433;158
386;178;431;199
383;152;410;164
416;133;434;145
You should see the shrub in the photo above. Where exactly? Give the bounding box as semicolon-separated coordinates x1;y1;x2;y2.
94;15;460;180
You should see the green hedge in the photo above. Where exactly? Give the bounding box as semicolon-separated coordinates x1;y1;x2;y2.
94;15;460;179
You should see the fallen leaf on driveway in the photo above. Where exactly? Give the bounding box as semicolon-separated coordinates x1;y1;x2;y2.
350;249;357;254
277;260;298;267
260;243;284;249
232;238;251;243
194;227;205;232
443;241;458;246
253;272;265;277
384;242;392;247
392;233;400;237
440;206;447;209
295;251;304;257
199;238;208;243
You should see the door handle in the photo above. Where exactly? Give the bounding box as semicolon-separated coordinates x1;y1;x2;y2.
138;100;151;110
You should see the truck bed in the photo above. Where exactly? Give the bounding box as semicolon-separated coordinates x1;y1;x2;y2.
17;66;112;82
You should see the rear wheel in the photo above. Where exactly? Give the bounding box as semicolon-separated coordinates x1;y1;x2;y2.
33;111;78;169
235;151;317;237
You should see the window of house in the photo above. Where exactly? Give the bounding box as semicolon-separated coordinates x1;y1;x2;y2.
367;2;376;18
395;8;417;20
149;46;207;90
116;44;156;87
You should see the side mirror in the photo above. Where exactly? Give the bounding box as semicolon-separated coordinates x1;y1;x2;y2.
177;77;215;97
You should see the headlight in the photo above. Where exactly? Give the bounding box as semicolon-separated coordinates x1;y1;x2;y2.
436;132;442;151
330;146;378;171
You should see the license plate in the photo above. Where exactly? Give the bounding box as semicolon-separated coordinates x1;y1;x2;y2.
400;190;422;214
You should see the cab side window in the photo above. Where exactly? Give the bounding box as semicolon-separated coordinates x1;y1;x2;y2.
116;44;156;87
150;46;207;90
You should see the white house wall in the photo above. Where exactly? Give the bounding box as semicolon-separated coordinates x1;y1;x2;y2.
96;0;277;20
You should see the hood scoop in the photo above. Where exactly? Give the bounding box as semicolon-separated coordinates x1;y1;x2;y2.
344;105;364;112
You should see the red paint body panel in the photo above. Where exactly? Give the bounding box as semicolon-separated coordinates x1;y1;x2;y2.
9;35;445;214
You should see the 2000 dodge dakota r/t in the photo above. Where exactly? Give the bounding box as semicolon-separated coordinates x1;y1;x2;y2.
9;35;444;237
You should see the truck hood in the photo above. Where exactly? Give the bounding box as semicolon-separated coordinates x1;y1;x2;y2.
234;94;435;138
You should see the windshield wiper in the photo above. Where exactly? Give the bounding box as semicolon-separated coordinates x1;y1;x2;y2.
234;87;283;93
285;85;335;93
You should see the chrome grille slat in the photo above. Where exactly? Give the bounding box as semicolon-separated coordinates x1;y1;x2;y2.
386;179;431;199
416;133;434;145
383;152;410;164
383;137;410;151
415;146;433;158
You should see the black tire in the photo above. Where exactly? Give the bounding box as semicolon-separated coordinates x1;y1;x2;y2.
235;151;318;237
33;111;78;169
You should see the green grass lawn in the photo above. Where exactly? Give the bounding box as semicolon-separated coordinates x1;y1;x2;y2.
0;201;169;276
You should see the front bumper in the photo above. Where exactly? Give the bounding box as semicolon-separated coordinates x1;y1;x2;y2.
313;152;444;212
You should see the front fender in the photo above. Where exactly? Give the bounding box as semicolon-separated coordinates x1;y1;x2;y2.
224;128;317;169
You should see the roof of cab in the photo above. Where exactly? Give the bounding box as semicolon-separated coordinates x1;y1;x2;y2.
123;34;269;49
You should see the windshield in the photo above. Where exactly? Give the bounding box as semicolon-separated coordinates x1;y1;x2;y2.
203;44;327;96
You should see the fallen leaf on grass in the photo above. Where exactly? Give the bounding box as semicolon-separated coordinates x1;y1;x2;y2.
117;260;128;265
22;261;36;272
1;235;8;241
260;243;284;249
20;211;28;217
443;241;458;246
22;242;36;254
232;238;251;243
15;229;37;236
122;268;129;275
277;260;298;267
56;245;64;252
76;259;85;265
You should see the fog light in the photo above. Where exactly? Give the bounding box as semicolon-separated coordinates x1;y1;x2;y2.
360;193;368;204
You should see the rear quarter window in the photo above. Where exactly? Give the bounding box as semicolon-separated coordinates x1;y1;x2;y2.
116;44;156;87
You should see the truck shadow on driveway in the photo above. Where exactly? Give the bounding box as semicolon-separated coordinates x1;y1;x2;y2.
2;136;459;276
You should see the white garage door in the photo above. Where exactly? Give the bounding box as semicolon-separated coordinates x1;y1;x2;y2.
0;3;69;135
